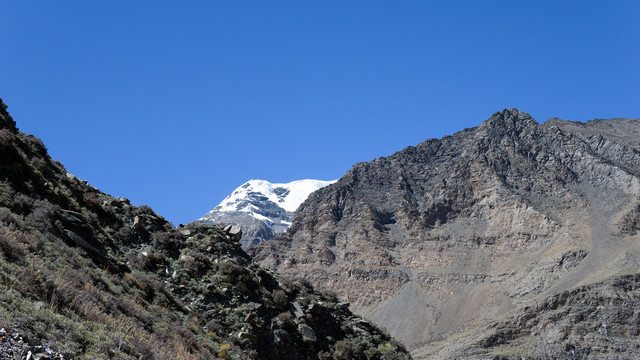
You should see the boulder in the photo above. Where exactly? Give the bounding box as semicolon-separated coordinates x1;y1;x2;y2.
224;225;242;241
133;216;145;232
297;323;317;342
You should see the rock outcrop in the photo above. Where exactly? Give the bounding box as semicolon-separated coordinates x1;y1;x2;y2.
250;109;640;358
439;274;640;359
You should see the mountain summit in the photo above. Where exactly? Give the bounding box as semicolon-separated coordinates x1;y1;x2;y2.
197;179;336;248
251;109;640;359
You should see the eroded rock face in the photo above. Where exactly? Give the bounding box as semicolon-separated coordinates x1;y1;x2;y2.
449;274;640;359
250;109;640;358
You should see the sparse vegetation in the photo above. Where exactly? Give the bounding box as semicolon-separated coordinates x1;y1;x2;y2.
0;97;410;359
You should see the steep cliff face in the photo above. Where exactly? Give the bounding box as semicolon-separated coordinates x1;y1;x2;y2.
0;98;409;360
250;109;640;358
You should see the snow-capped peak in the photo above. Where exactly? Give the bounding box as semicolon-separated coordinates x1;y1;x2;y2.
210;179;336;215
196;178;336;249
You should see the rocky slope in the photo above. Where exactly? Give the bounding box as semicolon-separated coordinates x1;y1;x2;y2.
0;97;409;360
197;179;335;249
250;109;640;359
425;273;640;359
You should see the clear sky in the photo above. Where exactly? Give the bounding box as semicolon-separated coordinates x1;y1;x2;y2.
1;1;639;225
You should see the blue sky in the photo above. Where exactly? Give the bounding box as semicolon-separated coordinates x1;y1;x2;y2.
1;1;638;225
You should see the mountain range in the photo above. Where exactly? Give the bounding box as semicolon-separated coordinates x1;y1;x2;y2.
250;109;640;359
5;95;640;359
197;179;335;249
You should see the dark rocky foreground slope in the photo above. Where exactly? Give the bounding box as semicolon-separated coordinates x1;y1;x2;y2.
0;98;409;360
250;109;640;359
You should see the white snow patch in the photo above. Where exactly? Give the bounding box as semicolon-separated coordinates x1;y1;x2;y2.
274;179;337;212
200;178;337;220
250;211;273;224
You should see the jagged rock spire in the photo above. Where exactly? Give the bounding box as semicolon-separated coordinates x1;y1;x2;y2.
481;108;537;130
476;108;540;141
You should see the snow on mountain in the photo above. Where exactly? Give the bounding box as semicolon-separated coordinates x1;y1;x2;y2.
212;179;336;214
196;179;336;248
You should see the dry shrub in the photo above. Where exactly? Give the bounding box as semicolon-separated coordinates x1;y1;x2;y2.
25;135;47;154
31;157;48;172
113;226;134;245
334;339;359;360
0;227;26;261
152;231;180;258
0;128;12;144
272;289;288;308
0;207;19;226
82;192;100;209
218;343;232;359
25;199;57;233
138;205;154;215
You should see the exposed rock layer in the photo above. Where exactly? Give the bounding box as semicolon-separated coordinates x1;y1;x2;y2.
250;109;640;358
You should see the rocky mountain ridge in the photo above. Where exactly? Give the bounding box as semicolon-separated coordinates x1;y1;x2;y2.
0;97;409;360
197;179;335;249
250;109;640;359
